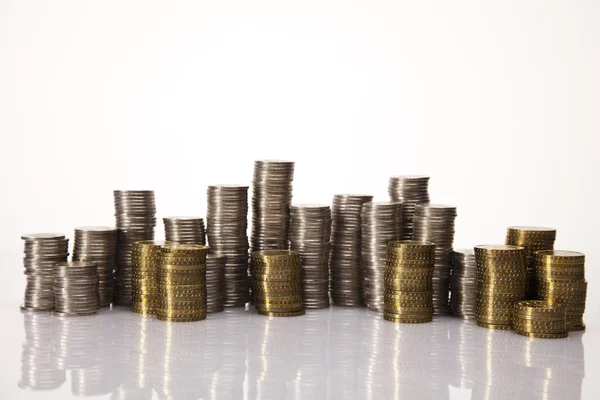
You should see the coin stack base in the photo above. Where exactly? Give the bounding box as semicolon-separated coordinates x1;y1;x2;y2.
206;254;226;313
131;240;164;315
512;300;568;339
450;249;477;319
388;176;430;240
53;261;100;316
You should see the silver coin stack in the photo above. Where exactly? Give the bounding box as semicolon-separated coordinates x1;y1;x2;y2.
53;261;100;316
72;226;117;307
163;216;206;244
412;204;457;315
21;233;69;311
206;254;226;313
388;176;430;239
361;201;403;312
450;249;477;319
329;194;373;306
114;190;156;305
206;185;250;306
289;204;332;309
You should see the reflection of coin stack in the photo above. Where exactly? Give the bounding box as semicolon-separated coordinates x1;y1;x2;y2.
131;240;163;315
330;194;373;306
327;308;362;399
53;315;102;371
474;245;526;330
289;204;332;309
357;313;386;398
53;261;100;316
163;217;206;244
206;254;225;313
388;176;430;239
512;300;568;339
21;233;69;311
448;317;476;390
535;250;587;331
450;249;477;319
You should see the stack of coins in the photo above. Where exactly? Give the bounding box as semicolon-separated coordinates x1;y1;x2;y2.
512;300;568;338
450;249;477;319
114;190;156;305
251;250;304;317
163;217;206;244
329;194;373;306
156;243;209;322
72;227;118;306
21;233;69;311
289;204;332;309
383;240;435;323
506;226;556;298
361;201;403;312
52;261;100;316
131;240;163;315
206;184;250;306
412;204;457;315
388;176;430;239
535;250;587;331
206;254;226;313
474;245;526;330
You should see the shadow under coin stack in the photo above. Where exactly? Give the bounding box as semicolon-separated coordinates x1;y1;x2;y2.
251;250;304;317
131;240;163;315
289;204;332;309
450;249;477;319
474;245;526;330
53;261;100;316
384;240;435;323
206;254;226;313
535;250;587;331
72;227;117;307
388;176;430;239
114;190;156;305
156;243;209;322
512;300;568;339
163;217;206;244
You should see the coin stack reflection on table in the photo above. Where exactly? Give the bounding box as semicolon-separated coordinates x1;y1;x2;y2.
450;249;477;319
131;240;163;315
383;240;435;323
251;250;304;317
52;261;100;316
388;176;430;239
163;216;206;244
206;254;226;313
512;300;568;339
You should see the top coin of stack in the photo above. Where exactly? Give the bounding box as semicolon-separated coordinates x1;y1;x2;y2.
450;249;477;319
512;300;568;339
163;217;206;245
131;240;164;315
388;176;430;239
52;261;100;316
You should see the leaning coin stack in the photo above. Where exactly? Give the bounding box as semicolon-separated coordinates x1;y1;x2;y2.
156;243;209;322
206;254;226;313
131;240;163;315
512;300;568;339
206;185;250;306
450;249;477;319
21;234;69;311
52;261;100;316
535;250;587;331
388;176;430;239
114;190;156;305
289;204;332;309
474;245;526;330
384;240;435;323
361;201;403;312
251;250;304;317
163;217;206;244
412;204;457;315
506;226;556;298
72;227;117;307
329;194;373;306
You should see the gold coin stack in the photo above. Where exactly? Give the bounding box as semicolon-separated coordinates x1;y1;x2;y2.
131;240;164;315
535;250;587;331
156;243;209;322
383;240;435;323
251;250;304;317
474;245;526;330
512;300;568;338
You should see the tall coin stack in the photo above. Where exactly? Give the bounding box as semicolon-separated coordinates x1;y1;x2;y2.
251;250;304;317
412;204;457;315
289;204;332;309
163;217;206;244
361;201;403;312
383;240;435;323
474;245;526;330
52;261;100;316
206;185;250;306
535;250;587;331
72;227;117;307
131;240;163;315
388;176;430;239
450;249;477;319
329;194;373;306
114;190;156;305
156;243;209;322
206;254;226;313
512;300;568;339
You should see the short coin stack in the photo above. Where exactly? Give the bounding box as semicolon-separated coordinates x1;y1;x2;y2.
52;261;100;316
388;176;430;239
512;300;568;339
131;240;163;315
251;250;304;317
474;245;526;330
206;254;226;313
450;249;477;319
329;194;373;306
535;250;587;331
163;217;206;244
361;201;403;312
72;227;117;306
383;240;435;323
289;204;332;309
156;243;209;322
